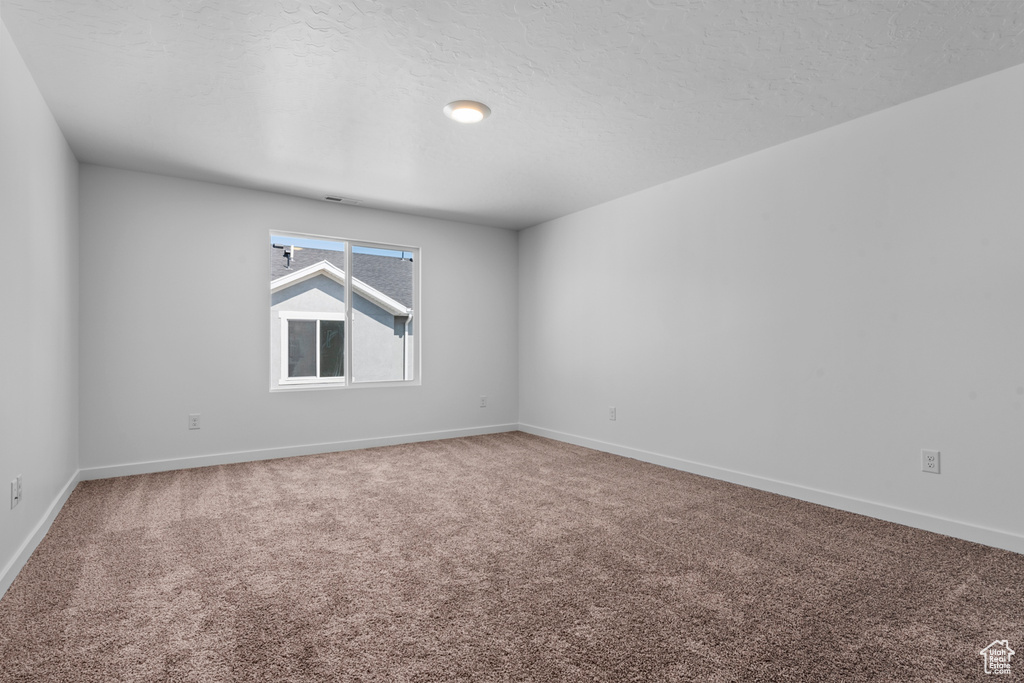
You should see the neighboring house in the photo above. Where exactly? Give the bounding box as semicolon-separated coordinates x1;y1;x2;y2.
270;245;414;385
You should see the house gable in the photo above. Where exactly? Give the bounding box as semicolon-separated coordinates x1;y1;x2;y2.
270;260;412;318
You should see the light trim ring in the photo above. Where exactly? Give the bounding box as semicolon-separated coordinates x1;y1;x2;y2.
444;100;491;123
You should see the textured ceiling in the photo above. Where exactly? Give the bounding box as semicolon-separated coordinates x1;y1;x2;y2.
3;1;1024;229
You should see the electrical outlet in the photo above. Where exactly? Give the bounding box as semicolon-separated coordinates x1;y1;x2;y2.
188;413;201;430
10;476;20;509
479;396;487;408
921;449;940;474
609;406;616;421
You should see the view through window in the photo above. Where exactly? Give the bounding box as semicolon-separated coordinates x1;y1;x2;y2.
269;233;417;389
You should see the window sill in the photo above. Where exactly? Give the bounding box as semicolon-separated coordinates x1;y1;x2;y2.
270;379;421;393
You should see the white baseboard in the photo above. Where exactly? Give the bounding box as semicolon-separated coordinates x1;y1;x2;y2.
7;421;1017;601
79;423;520;481
0;470;80;599
518;423;1024;556
3;424;518;597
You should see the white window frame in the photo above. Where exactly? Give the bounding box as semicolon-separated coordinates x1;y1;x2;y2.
270;231;420;392
278;311;347;386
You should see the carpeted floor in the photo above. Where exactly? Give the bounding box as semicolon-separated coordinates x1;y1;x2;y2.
0;432;1021;682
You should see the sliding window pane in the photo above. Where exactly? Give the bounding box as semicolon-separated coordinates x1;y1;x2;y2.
287;320;316;378
270;233;347;388
319;320;345;377
351;245;415;383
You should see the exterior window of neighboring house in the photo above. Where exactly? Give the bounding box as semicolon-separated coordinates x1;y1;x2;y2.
270;232;418;390
281;313;345;382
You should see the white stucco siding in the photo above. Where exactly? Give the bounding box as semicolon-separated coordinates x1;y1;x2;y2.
351;294;406;382
272;274;347;313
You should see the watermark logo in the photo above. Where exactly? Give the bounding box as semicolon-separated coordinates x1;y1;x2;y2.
980;640;1014;675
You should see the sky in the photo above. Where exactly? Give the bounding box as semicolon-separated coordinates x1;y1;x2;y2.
270;234;410;259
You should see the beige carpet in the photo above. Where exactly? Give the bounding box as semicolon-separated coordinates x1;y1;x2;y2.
0;432;1021;682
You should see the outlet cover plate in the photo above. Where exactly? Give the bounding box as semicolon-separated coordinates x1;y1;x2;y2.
921;449;940;474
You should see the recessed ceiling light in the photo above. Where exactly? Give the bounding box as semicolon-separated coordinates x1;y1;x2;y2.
443;100;491;124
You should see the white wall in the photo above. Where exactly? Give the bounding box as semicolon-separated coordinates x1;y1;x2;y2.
519;64;1024;552
0;20;79;589
78;165;518;473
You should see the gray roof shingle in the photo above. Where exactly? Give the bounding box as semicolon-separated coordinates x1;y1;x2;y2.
270;245;413;309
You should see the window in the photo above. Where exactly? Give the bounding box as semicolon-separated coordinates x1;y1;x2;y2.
280;312;345;384
270;233;418;390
